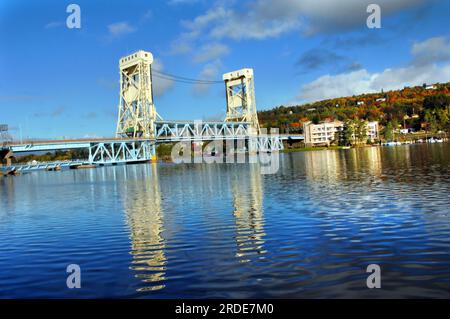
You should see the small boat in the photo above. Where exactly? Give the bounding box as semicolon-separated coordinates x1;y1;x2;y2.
436;138;444;143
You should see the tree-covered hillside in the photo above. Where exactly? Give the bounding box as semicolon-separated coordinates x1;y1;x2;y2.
258;82;450;134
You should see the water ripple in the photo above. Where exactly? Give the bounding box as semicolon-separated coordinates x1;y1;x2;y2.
0;144;449;298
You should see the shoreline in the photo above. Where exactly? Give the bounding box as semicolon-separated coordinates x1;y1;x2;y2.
282;146;348;153
281;140;448;154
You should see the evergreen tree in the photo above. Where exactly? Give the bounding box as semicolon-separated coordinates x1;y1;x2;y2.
384;122;394;141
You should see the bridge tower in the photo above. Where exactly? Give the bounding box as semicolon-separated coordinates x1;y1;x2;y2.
116;50;161;138
223;68;260;133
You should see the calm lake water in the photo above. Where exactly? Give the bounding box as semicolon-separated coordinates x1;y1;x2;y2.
0;144;449;298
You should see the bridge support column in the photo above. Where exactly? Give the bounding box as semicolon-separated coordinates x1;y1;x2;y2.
116;50;162;138
223;68;260;133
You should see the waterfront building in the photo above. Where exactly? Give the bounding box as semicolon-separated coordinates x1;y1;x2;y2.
348;120;379;143
303;120;344;146
367;121;379;141
303;120;379;146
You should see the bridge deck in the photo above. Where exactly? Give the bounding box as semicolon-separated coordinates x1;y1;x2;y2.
7;134;302;153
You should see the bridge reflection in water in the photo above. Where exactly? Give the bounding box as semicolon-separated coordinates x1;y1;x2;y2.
122;162;266;292
231;164;266;263
123;163;167;292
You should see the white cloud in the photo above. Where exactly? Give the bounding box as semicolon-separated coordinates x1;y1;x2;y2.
181;4;300;41
283;0;425;34
297;36;450;102
176;0;426;43
193;43;229;63
107;22;136;38
411;36;450;65
181;6;231;39
152;59;175;97
298;64;450;103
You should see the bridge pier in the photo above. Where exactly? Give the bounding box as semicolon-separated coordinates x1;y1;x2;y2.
0;149;12;167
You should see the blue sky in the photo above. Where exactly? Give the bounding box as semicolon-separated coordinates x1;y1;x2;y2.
1;0;449;139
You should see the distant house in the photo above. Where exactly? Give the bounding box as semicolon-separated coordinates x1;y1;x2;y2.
399;128;409;134
357;101;365;106
400;128;415;134
376;98;386;102
425;85;437;90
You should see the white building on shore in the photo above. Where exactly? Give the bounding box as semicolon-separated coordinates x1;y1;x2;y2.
303;120;379;146
303;120;343;146
367;121;379;141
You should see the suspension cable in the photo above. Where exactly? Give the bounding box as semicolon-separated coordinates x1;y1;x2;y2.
152;69;223;84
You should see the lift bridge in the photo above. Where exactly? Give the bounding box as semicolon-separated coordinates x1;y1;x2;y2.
1;50;296;172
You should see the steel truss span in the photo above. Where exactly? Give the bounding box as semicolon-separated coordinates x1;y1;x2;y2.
88;140;156;164
154;121;284;153
154;121;255;140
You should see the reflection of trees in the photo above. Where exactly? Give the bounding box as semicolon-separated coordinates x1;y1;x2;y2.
124;163;166;292
364;147;383;176
303;147;383;182
231;164;266;263
303;150;340;182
